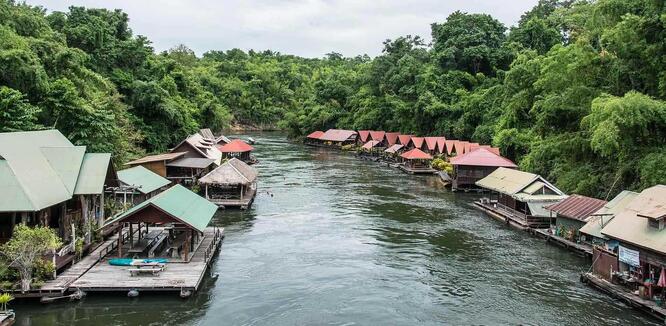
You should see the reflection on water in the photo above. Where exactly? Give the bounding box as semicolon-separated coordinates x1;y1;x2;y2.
14;132;659;325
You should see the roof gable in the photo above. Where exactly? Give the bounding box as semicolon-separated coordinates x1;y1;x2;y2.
41;146;86;195
369;131;386;141
385;132;400;146
397;135;413;145
358;130;371;142
74;153;112;195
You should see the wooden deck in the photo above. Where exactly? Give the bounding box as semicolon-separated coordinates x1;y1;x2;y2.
210;188;256;209
582;272;666;321
40;231;128;293
531;228;593;258
473;201;550;229
68;227;223;295
0;312;15;326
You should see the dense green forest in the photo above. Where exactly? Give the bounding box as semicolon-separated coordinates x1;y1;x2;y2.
0;0;665;198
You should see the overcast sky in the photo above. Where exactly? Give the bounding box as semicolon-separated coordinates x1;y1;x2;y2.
29;0;539;58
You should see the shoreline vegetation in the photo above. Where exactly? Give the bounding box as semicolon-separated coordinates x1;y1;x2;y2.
1;0;665;201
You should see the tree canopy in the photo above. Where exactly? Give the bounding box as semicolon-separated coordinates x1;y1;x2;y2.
0;0;665;198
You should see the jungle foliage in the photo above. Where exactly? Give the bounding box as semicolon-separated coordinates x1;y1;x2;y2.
0;0;665;197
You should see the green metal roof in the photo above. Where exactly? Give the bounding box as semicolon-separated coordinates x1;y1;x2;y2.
106;184;218;232
42;146;86;194
74;153;112;195
117;166;170;195
0;130;77;211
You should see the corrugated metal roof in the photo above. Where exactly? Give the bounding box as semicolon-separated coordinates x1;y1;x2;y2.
523;181;546;195
601;185;666;254
449;148;517;168
436;137;447;154
199;128;215;140
173;133;222;165
580;190;639;239
199;158;257;186
306;131;324;139
453;141;467;155
385;144;404;153
219;139;254;153
216;135;231;145
74;153;112;195
106;184;217;233
0;130;80;211
385;132;400;146
126;152;185;165
475;167;565;198
41;146;86;194
545;194;607;221
397;135;413;145
117;166;170;195
410;137;425;149
445;140;456;155
424;137;439;151
370;131;386;141
361;140;382;149
319;129;357;142
358;130;371;142
400;148;432;160
166;157;215;169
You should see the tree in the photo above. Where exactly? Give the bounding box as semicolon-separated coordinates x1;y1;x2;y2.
1;225;61;292
0;86;41;132
0;293;13;312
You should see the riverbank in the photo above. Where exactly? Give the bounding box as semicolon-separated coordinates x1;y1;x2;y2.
10;133;658;325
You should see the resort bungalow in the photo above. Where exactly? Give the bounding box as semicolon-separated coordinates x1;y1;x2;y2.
305;131;324;146
423;137;441;155
385;132;400;147
583;185;666;313
361;140;383;157
218;139;257;165
384;144;405;162
357;130;372;146
475;167;567;229
171;133;222;166
198;158;258;209
165;157;215;185
0;130;116;268
125;152;186;178
369;131;386;147
115;166;171;206
544;195;607;241
397;135;413;147
449;148;518;191
399;148;436;174
104;184;218;262
319;129;358;147
579;190;638;247
408;137;425;151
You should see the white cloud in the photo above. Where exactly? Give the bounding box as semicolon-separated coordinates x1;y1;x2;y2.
28;0;539;58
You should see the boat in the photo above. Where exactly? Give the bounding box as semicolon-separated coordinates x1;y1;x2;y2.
108;258;168;266
247;137;256;144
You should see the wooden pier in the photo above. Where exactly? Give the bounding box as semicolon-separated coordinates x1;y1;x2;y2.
473;201;530;230
68;227;223;295
398;165;437;175
581;272;666;321
210;188;256;209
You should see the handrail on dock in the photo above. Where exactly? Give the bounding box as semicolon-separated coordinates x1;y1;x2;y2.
97;227;145;262
204;228;222;263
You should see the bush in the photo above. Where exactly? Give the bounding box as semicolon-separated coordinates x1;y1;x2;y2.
432;158;453;174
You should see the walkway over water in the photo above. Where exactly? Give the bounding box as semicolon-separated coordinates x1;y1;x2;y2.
13;133;660;325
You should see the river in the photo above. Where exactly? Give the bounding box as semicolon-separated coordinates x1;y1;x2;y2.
13;133;657;325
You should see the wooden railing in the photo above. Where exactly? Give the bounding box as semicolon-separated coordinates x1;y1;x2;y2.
97;227;146;262
204;228;223;263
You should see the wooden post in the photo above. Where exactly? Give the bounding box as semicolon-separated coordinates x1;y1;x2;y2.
240;185;244;201
205;184;209;199
129;223;134;247
99;192;105;228
117;223;123;257
183;229;191;261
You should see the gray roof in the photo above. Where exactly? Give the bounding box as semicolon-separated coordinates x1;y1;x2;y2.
475;167;566;202
166;157;215;169
117;166;170;195
198;158;257;186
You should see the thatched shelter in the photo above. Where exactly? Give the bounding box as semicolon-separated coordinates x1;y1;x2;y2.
198;158;258;209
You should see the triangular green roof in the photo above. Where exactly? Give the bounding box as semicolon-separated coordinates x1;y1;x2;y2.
74;153;112;195
117;165;170;195
41;146;86;195
0;130;76;211
106;184;218;232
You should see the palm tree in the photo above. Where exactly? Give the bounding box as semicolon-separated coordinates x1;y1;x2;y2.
0;293;13;312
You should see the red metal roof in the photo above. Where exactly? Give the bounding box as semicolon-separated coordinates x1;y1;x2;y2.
219;139;254;153
479;145;501;155
445;140;456;155
306;131;324;139
401;148;433;160
361;140;381;149
358;130;371;142
319;129;357;142
449;148;517;168
424;137;439;151
385;132;400;146
436;137;447;153
410;137;425;149
397;135;413;145
453;141;467;155
545;195;608;221
370;131;386;142
464;142;472;154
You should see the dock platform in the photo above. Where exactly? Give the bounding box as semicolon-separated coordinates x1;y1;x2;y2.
582;272;666;321
473;201;530;230
398;165;437;175
68;227;223;296
210;188;255;209
531;228;593;258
